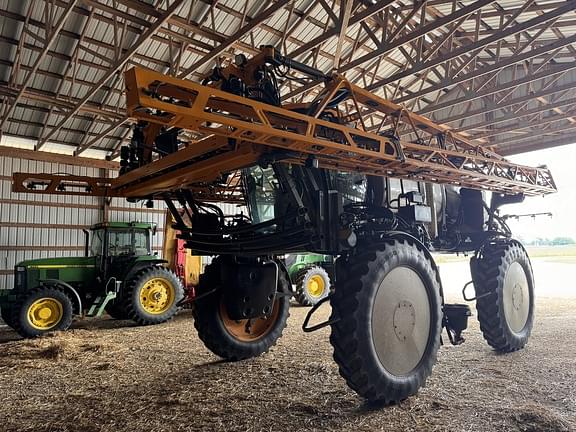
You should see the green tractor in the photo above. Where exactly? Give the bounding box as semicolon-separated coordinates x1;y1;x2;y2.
0;222;184;338
285;254;333;306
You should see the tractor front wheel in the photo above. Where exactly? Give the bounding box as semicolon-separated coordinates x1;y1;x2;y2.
295;265;331;306
123;267;184;325
11;287;74;338
471;240;534;352
330;239;442;404
193;259;290;361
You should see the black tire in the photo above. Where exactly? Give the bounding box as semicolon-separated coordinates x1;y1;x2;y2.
330;239;442;404
105;301;129;320
295;265;331;306
123;267;184;325
193;258;290;361
1;306;16;328
471;240;534;352
11;287;74;338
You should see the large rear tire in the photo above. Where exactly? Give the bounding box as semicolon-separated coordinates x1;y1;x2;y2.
123;267;184;325
295;265;331;306
105;301;129;320
1;306;16;328
193;258;290;361
330;239;442;403
11;287;74;338
471;240;534;352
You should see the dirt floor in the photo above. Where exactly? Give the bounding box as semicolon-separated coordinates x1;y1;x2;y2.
1;289;575;432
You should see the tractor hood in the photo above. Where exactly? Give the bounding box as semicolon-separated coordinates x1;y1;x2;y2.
17;256;97;269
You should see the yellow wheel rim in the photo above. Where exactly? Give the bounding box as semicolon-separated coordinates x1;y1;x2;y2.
27;298;63;330
307;275;326;298
140;277;175;315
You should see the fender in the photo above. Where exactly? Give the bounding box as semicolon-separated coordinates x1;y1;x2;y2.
276;259;294;294
40;279;83;315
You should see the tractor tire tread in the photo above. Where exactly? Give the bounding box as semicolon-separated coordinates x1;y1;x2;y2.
193;259;290;361
472;240;534;353
11;286;74;338
123;266;184;326
294;265;331;306
329;238;442;404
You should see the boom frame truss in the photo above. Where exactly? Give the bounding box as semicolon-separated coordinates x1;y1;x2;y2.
13;48;556;200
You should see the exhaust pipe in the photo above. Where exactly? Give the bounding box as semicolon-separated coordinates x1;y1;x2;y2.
82;229;90;257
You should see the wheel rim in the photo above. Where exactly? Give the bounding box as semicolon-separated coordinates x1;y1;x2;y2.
306;274;326;298
371;266;431;376
220;300;280;342
140;277;175;314
27;298;63;330
502;262;530;334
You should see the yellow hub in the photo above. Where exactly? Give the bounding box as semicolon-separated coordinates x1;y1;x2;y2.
307;274;326;298
140;277;175;314
27;298;63;330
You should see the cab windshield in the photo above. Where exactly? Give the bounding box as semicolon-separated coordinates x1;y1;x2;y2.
244;166;278;224
107;229;150;256
90;228;150;257
243;165;369;224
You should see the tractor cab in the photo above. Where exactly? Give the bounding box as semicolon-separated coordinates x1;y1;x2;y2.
89;222;154;258
87;222;160;293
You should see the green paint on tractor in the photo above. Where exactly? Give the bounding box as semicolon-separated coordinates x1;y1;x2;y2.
0;221;184;338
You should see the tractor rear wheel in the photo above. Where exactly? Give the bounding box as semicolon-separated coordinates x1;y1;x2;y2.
471;240;534;352
105;301;129;320
11;287;74;338
123;267;184;325
330;239;442;404
295;265;331;306
1;306;16;328
193;259;290;361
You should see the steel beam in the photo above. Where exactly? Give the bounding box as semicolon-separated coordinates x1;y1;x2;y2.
457;96;576;133
367;1;576;90
289;0;397;59
340;0;496;74
418;63;576;116
0;145;118;169
495;122;576;148
0;83;126;120
178;0;291;79
498;133;576;155
471;110;576;140
332;0;354;71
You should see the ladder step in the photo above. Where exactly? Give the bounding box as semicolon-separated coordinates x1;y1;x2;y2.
87;292;117;317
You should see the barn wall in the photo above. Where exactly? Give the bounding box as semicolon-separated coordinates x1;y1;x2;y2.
0;155;167;289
